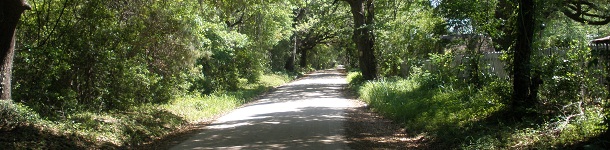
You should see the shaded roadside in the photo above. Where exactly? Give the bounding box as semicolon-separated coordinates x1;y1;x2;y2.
342;88;430;150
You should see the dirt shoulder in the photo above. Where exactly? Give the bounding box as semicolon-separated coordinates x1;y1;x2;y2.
342;88;430;149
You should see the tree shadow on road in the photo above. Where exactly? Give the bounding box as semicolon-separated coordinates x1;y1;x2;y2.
139;70;356;149
170;106;352;149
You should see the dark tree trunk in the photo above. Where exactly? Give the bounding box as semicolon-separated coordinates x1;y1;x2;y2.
512;0;536;116
297;35;321;68
299;46;308;68
346;0;377;80
0;0;30;100
284;35;297;72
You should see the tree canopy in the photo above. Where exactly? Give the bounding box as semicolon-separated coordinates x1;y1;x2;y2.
2;0;610;148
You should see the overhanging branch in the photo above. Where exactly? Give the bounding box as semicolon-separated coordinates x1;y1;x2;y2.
562;0;610;25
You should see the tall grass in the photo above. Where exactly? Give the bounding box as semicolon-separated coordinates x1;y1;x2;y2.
347;71;607;149
355;74;505;132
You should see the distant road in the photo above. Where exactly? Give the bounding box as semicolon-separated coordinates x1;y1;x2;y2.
171;69;358;150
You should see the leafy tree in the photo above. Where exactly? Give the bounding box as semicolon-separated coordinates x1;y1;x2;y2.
511;0;609;117
295;0;349;69
376;0;445;77
14;0;202;113
270;0;351;72
438;0;609;117
202;0;293;82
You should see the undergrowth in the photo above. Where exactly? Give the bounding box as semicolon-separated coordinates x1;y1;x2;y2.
347;71;608;149
0;73;293;149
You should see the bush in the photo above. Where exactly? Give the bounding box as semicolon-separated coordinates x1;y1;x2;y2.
13;1;198;114
0;101;40;131
355;72;607;148
347;71;365;90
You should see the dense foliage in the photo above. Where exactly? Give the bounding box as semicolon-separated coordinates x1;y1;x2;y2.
349;0;610;148
3;0;343;148
11;0;347;116
2;0;610;148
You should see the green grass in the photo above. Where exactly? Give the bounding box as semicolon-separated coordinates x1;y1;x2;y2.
163;73;293;123
347;71;608;149
0;73;293;149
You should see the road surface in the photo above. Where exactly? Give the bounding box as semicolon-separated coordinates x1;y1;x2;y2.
171;69;358;150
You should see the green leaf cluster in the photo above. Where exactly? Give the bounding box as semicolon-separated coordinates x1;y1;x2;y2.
12;0;297;117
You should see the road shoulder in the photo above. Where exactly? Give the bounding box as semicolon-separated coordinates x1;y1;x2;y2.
342;88;430;149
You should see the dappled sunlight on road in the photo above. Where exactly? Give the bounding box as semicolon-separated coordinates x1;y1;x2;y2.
171;69;357;150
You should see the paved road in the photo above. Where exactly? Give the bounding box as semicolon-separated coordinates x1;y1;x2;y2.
171;69;358;150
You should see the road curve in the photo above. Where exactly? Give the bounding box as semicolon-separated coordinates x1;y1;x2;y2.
170;69;358;150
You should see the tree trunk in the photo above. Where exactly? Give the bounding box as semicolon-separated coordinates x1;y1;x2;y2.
284;35;296;72
299;46;308;68
512;0;536;116
0;0;30;100
346;0;377;80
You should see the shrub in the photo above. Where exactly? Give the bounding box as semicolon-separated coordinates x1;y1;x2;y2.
0;101;40;131
347;71;365;90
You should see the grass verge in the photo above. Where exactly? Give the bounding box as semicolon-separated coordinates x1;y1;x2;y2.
347;71;608;149
0;73;294;149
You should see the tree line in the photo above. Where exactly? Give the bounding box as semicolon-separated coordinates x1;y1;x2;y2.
1;0;356;117
2;0;610;140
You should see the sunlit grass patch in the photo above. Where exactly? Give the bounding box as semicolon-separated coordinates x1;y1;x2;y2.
258;73;294;87
347;71;364;88
163;73;293;123
358;78;504;132
162;95;240;123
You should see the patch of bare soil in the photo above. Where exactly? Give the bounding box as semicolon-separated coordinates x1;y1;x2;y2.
343;90;430;150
